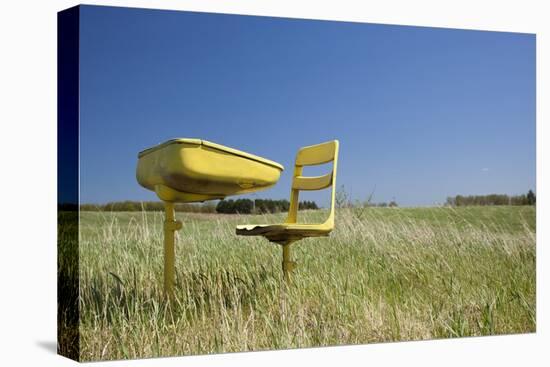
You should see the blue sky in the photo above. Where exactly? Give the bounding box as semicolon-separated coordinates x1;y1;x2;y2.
79;5;535;207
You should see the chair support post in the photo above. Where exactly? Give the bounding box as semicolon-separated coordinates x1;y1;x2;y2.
236;140;339;284
163;201;182;299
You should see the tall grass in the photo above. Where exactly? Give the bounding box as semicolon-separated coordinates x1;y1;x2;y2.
78;206;535;361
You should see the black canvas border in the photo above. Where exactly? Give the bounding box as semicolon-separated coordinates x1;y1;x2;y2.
57;5;80;362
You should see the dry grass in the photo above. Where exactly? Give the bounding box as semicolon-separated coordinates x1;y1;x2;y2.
78;206;535;361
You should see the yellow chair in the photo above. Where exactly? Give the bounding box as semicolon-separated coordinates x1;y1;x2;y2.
236;140;339;281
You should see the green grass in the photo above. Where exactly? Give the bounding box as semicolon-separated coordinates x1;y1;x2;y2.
78;206;536;361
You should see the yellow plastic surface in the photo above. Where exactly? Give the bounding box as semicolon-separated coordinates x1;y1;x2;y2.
136;138;284;297
136;139;284;203
236;140;339;279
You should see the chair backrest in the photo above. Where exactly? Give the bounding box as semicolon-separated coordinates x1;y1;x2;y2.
285;140;339;227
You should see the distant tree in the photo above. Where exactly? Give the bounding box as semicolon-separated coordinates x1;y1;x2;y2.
388;201;398;207
215;199;233;214
234;199;254;214
299;200;319;210
527;190;536;205
445;197;456;206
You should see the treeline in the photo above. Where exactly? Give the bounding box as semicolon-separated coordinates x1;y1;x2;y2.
216;199;318;214
446;190;536;206
79;198;319;214
80;201;217;213
369;201;399;208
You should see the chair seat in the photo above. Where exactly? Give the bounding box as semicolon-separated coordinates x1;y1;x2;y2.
236;223;332;243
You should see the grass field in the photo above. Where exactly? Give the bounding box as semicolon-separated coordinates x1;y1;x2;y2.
77;206;536;361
